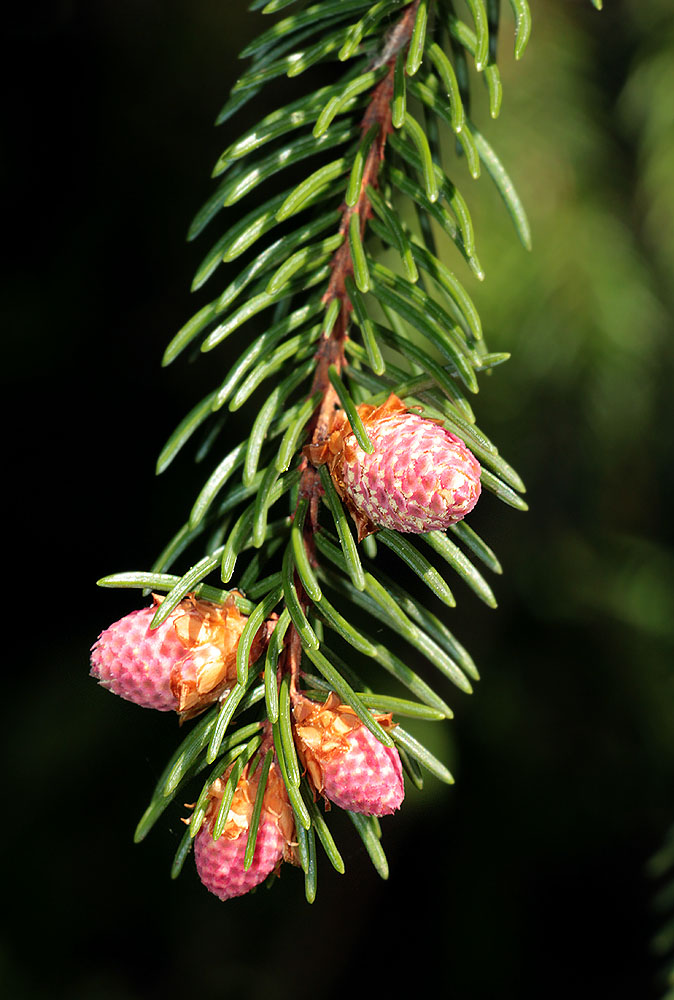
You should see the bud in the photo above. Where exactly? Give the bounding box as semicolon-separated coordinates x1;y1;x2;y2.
194;755;296;900
90;593;267;719
293;692;404;816
306;394;481;539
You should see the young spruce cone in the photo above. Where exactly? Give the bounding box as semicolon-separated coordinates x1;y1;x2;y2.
293;692;404;816
306;394;481;539
194;755;296;900
90;592;268;719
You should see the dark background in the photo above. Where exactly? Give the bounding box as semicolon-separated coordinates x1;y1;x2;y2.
4;1;674;997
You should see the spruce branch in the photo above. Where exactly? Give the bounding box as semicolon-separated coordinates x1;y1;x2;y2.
89;0;600;902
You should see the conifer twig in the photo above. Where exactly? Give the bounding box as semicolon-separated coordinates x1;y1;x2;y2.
299;0;422;529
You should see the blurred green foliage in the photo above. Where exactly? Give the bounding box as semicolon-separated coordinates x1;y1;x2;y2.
3;1;674;998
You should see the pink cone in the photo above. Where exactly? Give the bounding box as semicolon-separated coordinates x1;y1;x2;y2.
293;693;405;817
341;411;481;535
90;593;258;717
90;604;184;711
321;722;404;816
305;395;481;539
195;812;286;901
194;759;296;900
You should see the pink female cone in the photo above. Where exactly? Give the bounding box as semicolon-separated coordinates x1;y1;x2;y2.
305;394;481;539
293;693;404;816
90;593;260;717
90;604;185;711
322;723;405;815
194;760;296;900
194;812;286;901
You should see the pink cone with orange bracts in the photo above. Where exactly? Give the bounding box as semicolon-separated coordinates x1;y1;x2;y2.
305;394;481;540
90;592;269;720
293;692;404;816
194;754;297;900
